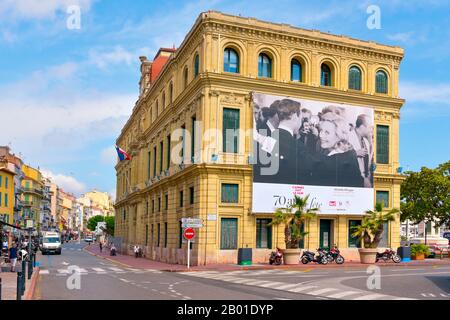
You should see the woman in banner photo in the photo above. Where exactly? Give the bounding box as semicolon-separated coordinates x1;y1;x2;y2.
311;108;364;187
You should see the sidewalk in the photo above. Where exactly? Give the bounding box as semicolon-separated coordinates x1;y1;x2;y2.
84;244;450;272
0;265;39;300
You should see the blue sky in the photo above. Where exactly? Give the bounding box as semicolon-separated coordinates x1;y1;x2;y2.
1;0;449;197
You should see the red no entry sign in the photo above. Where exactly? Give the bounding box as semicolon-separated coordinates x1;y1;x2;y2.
183;227;195;240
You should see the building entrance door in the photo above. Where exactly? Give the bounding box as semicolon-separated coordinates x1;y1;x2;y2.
319;219;332;249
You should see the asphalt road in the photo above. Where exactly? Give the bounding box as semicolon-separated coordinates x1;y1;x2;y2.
34;242;450;300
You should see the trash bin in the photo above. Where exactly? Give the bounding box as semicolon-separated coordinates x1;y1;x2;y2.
237;248;252;266
397;246;411;262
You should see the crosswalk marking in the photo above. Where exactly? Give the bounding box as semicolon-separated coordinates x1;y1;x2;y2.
353;293;387;300
288;285;318;293
276;283;303;290
308;288;338;296
40;270;49;275
327;291;359;299
92;268;106;272
108;267;124;272
258;281;285;288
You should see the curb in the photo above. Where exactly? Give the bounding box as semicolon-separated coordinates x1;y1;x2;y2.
24;267;40;300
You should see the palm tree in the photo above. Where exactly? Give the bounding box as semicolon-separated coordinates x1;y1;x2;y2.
352;202;399;248
270;195;319;249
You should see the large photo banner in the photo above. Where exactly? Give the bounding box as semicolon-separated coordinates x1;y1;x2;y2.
252;92;374;214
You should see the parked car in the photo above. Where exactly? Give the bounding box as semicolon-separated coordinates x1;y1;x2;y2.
443;232;450;245
84;236;93;243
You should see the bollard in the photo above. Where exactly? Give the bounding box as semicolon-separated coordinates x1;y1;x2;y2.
21;263;26;295
16;272;22;300
0;277;2;301
28;256;33;280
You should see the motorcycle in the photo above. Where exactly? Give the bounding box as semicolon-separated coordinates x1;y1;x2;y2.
325;246;345;264
376;248;401;263
301;248;328;265
269;247;283;265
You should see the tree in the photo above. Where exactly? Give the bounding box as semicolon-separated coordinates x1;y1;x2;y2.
104;216;115;235
352;202;398;248
87;215;104;232
400;161;450;229
270;195;318;249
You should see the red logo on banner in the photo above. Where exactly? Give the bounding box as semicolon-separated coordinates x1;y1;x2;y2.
329;201;336;207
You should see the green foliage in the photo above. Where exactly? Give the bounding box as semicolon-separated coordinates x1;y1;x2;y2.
105;216;115;235
351;202;399;248
87;215;104;231
410;244;430;256
270;195;318;249
401;161;450;228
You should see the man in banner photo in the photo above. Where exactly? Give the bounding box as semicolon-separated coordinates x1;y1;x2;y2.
115;146;131;161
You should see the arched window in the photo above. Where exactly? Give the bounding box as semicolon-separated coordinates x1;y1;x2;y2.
162;92;166;109
169;82;173;104
321;63;332;86
223;48;239;73
348;66;362;90
291;59;302;82
194;54;199;77
258;53;272;78
183;68;189;89
376;70;388;94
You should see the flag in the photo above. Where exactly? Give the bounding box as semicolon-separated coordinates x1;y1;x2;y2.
115;146;131;161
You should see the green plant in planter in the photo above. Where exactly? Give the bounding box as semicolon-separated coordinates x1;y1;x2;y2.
410;244;430;257
269;195;318;249
351;202;399;248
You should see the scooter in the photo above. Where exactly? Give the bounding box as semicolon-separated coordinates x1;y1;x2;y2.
376;248;401;263
325;246;345;264
269;247;283;265
300;248;328;265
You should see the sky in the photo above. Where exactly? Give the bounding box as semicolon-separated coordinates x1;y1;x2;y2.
1;0;449;198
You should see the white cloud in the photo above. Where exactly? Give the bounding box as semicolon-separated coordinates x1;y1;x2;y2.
41;170;86;195
400;82;450;104
387;32;414;44
0;0;92;20
101;147;118;166
1;30;17;43
88;46;135;69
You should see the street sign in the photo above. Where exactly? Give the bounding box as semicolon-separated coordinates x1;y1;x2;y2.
181;218;203;228
183;228;195;240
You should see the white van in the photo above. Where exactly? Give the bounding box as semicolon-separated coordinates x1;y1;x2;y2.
41;231;62;255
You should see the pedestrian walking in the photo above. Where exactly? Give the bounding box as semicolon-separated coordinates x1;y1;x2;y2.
99;241;103;253
9;244;17;272
134;245;139;258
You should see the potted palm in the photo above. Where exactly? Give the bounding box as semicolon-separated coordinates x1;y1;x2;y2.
351;202;399;264
410;244;430;260
270;195;318;264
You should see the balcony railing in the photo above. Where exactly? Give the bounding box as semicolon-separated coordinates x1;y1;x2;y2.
22;200;33;206
22;187;43;195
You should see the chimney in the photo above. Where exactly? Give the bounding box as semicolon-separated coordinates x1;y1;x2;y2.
139;56;152;97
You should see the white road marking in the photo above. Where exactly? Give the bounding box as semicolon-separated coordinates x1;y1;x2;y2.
57;269;70;274
276;283;304;290
274;297;292;300
344;271;368;273
353;293;387;300
287;285;318;293
257;281;285;288
327;291;360;299
92;268;106;272
62;262;69;265
108;267;124;272
119;278;130;283
391;268;424;272
39;270;49;275
308;288;339;296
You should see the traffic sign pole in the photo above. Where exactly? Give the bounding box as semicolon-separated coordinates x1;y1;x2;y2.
187;239;190;269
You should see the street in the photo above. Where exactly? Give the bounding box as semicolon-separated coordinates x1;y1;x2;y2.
33;243;450;300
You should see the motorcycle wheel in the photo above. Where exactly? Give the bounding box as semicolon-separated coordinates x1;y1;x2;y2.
392;255;401;263
275;259;282;266
327;255;333;263
301;257;309;264
269;260;274;265
321;258;328;265
335;255;345;264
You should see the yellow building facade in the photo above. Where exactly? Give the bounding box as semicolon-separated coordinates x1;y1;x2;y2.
21;164;44;230
115;11;405;265
84;190;115;217
0;161;15;224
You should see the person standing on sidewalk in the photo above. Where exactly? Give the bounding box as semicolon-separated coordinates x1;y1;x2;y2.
9;244;17;272
134;245;139;258
99;241;103;253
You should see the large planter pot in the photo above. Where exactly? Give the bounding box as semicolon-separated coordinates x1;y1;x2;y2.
282;248;301;265
358;248;378;264
412;253;425;260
